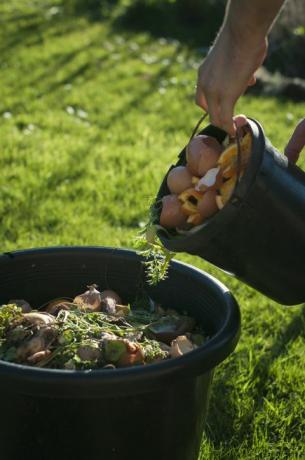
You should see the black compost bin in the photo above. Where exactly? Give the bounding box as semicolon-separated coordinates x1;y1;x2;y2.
155;118;305;305
0;246;240;460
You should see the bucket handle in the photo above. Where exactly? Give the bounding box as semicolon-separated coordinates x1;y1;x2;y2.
233;121;242;190
189;112;209;143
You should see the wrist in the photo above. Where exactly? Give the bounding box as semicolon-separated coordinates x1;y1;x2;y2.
221;21;267;52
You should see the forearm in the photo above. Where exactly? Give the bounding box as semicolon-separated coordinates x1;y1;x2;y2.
222;0;286;42
195;0;287;134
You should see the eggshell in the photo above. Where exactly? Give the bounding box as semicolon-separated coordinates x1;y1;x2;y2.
195;167;221;192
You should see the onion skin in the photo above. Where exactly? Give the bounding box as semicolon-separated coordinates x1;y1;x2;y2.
77;344;101;362
170;335;195;358
167;166;193;195
16;336;46;361
27;349;51;364
100;290;122;305
45;299;72;316
160;195;187;229
187;135;222;176
117;342;144;367
23;312;55;326
74;285;102;312
100;290;122;315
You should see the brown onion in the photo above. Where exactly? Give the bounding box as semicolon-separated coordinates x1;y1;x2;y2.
166;166;193;194
27;349;52;364
100;290;122;304
23;312;55;326
170;335;195;358
44;299;73;316
186;135;222;176
74;284;102;312
16;335;46;361
100;290;122;315
160;195;187;229
117;341;144;367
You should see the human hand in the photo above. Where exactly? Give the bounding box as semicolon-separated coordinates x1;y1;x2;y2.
284;118;305;164
196;26;267;136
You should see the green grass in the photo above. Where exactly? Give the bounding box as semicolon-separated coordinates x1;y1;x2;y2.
1;2;305;459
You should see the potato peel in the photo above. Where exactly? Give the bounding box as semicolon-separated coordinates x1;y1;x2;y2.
215;194;224;210
219;175;237;206
218;132;252;179
178;188;204;216
187;213;203;225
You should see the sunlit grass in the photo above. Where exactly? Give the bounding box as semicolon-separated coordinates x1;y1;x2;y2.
1;2;305;458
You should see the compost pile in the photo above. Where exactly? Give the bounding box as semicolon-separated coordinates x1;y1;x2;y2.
0;286;205;370
160;115;252;230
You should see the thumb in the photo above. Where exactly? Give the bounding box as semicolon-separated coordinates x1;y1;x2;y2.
284;118;305;164
248;75;256;87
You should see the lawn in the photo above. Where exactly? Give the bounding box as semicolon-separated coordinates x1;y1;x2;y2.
1;2;305;459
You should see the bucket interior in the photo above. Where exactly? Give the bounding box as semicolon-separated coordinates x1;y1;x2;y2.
0;247;234;339
155;118;265;239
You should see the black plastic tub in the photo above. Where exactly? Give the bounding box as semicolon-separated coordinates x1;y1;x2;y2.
155;118;305;305
0;246;240;460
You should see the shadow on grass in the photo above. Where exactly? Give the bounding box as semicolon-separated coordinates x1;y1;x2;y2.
3;1;305;110
33;44;103;98
205;305;305;448
112;1;224;49
96;43;185;130
1;0;222;52
62;0;225;49
0;9;67;56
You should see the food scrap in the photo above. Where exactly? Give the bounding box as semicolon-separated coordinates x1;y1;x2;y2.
160;115;252;229
0;286;205;370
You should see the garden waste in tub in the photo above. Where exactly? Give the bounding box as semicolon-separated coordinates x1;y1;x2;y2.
0;285;206;370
